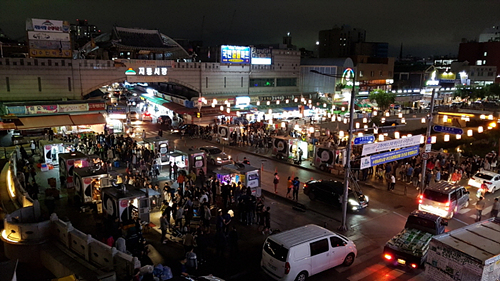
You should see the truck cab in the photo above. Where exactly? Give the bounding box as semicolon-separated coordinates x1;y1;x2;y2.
383;210;447;269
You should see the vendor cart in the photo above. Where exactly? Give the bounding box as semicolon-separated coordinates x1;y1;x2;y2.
58;152;90;188
215;163;261;197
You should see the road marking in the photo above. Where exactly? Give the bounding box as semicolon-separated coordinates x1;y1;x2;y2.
458;208;470;214
336;244;381;273
348;263;385;281
384;268;406;280
392;211;407;219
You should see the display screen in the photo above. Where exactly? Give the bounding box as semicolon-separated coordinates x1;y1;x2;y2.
221;45;251;64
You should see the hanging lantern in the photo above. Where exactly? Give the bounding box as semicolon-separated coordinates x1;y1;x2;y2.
467;129;473;136
276;100;280;105
339;131;345;138
444;134;450;142
443;115;448;123
378;134;384;141
421;117;426;123
381;117;386;123
363;117;367;123
220;105;224;111
373;111;377;116
431;136;437;143
355;122;360;129
398;112;403;118
256;101;261;106
394;131;400;139
357;132;363;137
456;134;461;140
478;126;484;133
343;118;348;124
385;111;390;117
286;99;289;104
267;101;271;105
420;135;425;144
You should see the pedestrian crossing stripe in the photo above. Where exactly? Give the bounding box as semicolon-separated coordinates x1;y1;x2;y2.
347;262;427;281
469;205;492;219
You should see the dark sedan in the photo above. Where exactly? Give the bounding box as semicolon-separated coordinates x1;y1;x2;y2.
303;180;369;211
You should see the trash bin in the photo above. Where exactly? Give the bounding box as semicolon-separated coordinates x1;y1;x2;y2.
114;161;120;168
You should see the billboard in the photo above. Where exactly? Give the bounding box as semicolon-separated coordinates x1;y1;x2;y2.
28;31;70;41
26;18;70;33
360;145;420;169
221;45;250;64
251;47;272;65
29;40;72;58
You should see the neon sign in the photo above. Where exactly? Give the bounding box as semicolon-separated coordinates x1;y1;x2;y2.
125;67;168;76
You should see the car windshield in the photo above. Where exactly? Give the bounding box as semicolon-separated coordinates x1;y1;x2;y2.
263;239;288;262
209;148;222;154
423;189;449;203
474;173;493;180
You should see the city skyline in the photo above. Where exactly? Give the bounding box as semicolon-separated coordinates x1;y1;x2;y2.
0;0;499;58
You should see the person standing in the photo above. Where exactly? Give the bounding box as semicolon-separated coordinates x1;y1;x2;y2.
141;130;146;140
173;163;179;180
30;140;36;156
492;198;499;218
390;174;396;191
273;173;279;194
160;213;169;244
286;176;292;199
475;196;486;221
292;177;300;201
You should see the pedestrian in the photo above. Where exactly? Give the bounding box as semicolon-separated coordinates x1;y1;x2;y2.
142;130;146;140
390;174;396;191
30;140;36;156
185;247;198;274
273;173;279;194
173;163;178;180
492;198;499;218
286;176;292;199
160;213;169;244
262;206;271;235
475;196;486;221
292;177;300;201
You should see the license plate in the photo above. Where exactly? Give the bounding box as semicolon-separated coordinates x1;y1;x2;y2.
268;263;277;271
397;259;406;265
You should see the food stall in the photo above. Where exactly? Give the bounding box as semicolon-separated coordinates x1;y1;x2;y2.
214;163;261;197
73;167;121;207
271;135;308;161
218;124;240;145
101;184;149;223
58;152;90;188
139;136;169;157
39;139;72;166
167;149;207;175
313;145;347;172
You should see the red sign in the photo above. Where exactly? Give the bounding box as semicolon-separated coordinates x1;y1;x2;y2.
120;200;129;208
84;178;92;184
89;103;105;111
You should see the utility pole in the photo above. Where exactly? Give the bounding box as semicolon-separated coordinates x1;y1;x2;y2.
420;86;439;192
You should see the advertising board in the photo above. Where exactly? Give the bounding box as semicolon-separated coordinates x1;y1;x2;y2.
221;45;251;64
251;47;272;65
27;19;70;33
362;135;422;156
360;145;420;169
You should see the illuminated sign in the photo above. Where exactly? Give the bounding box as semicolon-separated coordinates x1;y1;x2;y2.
251;47;272;65
125;67;168;76
341;68;355;87
28;19;70;33
221;45;251;64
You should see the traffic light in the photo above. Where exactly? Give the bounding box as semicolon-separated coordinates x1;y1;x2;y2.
196;112;202;118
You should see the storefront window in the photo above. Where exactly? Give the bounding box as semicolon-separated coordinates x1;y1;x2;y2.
249;78;275;87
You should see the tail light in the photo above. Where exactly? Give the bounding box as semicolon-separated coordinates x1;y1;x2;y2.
284;262;290;274
384;254;393;260
445;201;450;210
418;195;423;204
410;263;418;269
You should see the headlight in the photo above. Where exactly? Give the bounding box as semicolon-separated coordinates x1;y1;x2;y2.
217;157;222;161
349;199;359;206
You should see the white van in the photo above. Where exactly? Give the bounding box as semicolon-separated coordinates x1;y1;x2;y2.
261;224;357;281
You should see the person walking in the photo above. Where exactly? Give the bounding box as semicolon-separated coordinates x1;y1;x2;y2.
273;173;279;194
160;213;169;244
389;174;396;191
475;196;486;221
492;198;499;218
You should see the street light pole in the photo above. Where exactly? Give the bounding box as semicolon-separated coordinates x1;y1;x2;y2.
420;86;439;192
310;69;354;231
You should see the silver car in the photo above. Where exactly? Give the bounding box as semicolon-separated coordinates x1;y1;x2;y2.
199;146;232;166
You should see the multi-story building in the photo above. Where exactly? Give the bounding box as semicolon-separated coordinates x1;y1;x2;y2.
458;40;500;83
318;25;366;58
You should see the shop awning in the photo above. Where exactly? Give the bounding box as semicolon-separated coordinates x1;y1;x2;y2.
0;122;16;130
17;115;74;130
142;95;168;106
162;102;193;115
70;113;106;126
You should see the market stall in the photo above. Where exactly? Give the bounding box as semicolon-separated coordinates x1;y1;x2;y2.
271;135;308;162
58;152;90;188
214;163;261;197
73;167;121;207
313;145;347;172
39;139;73;165
167;149;207;175
101;184;149;223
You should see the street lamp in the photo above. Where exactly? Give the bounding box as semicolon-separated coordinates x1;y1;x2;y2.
310;69;356;231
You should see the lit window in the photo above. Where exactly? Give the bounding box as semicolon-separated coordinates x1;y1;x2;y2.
483;60;486;65
484;52;488;56
476;60;482;66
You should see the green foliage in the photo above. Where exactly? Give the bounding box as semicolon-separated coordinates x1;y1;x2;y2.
368;89;395;111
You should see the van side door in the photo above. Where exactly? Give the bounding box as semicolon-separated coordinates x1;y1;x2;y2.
309;238;331;275
329;236;348;267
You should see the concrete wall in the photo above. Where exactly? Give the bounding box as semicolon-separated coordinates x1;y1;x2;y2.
0;58;126;101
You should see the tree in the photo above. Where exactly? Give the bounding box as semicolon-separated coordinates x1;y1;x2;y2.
368;89;395;111
453;85;486;100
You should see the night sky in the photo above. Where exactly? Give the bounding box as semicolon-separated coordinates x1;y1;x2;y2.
1;0;498;57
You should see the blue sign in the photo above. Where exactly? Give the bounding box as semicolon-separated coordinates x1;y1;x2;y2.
432;125;464;135
354;135;375;145
360;145;420;169
221;45;251;64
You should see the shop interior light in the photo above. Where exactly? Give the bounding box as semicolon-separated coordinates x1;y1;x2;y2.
444;134;450;142
226;108;230;113
467;129;473;136
276;100;280;105
323;103;327;107
394;132;400;139
327;113;332;118
489;122;497;128
309;127;315;133
478;126;484;133
213;99;217;104
407;134;412;137
431;136;437;143
364;125;368;129
374;128;378;134
212;103;216;108
331;116;335;122
308;100;312;104
281;122;286;128
268;109;272;114
341;107;345;111
337;116;342;122
456;134;461;140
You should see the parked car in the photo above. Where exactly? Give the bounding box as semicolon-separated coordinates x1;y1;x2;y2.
468;171;500;193
199;146;232;166
261;224;357;281
418;181;469;219
303;180;369;211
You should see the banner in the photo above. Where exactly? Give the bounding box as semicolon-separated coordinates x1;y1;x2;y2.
27;19;70;33
28;31;70;41
360;145;419;170
362;135;422;156
26;105;58;115
59;104;89;112
89;103;106;111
